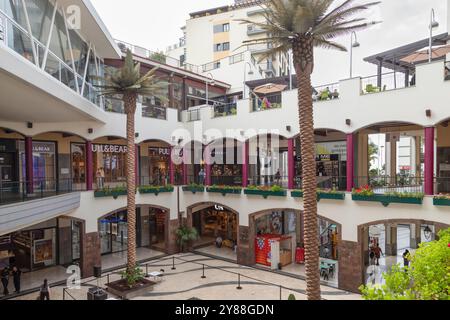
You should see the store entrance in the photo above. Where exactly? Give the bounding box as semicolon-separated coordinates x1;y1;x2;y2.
192;205;238;261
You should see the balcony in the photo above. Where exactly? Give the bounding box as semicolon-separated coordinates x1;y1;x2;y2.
313;83;340;102
361;71;412;95
142;103;167;120
251;93;282;112
213;102;237;118
247;24;266;36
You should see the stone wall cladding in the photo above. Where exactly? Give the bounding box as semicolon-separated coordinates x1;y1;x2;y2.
338;240;363;293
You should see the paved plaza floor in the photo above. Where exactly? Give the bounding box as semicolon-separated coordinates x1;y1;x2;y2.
12;253;361;301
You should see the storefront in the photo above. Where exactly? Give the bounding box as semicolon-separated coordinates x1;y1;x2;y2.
192;205;238;248
0;139;19;192
148;146;170;185
92;143;127;186
251;138;288;187
71;143;86;185
19;140;57;191
209;143;242;186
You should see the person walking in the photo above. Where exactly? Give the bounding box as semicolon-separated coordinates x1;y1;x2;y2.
198;168;206;185
96;168;103;189
403;249;412;269
373;243;383;266
1;267;9;296
12;266;21;293
39;279;50;300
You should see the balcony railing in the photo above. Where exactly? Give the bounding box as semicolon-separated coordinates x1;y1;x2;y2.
0;11;103;109
354;175;424;194
213;102;237;118
104;96;125;114
0;178;85;206
361;72;412;95
435;176;450;194
313;83;340;102
187;109;201;122
202;60;221;72
229;52;245;65
248;175;289;189
294;176;347;191
251;94;282;112
142;103;167;120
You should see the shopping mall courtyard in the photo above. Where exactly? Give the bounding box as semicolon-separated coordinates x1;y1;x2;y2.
11;253;361;301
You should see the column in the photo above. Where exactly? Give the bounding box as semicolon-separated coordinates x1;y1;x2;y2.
169;145;175;185
424;127;435;196
385;224;397;256
242;141;249;188
80;230;101;278
86;141;93;191
135;145;140;186
204;145;211;186
410;223;421;249
389;138;397;183
288;138;295;189
346;134;354;192
25;136;33;194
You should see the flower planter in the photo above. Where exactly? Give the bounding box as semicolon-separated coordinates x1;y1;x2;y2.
244;189;287;199
106;279;155;300
182;186;205;194
138;186;174;195
352;194;423;207
94;190;128;199
291;191;345;201
206;187;242;196
433;198;450;207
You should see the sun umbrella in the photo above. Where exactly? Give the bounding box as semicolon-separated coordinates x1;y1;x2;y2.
400;45;450;64
253;83;287;95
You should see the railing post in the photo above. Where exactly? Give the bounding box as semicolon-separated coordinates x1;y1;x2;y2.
346;134;355;192
424;127;435;196
279;285;282;300
236;274;242;290
86;141;93;191
201;264;206;279
171;257;176;270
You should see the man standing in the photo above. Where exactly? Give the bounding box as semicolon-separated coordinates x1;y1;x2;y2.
1;267;9;296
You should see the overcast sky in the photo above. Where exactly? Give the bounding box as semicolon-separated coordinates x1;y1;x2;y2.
90;0;448;84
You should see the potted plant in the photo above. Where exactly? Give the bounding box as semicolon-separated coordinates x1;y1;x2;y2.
352;186;424;206
433;194;450;206
106;264;154;300
94;185;128;199
291;189;345;201
182;183;205;194
244;185;287;199
176;226;199;253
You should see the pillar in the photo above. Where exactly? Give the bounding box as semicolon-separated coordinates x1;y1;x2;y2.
169;145;175;185
385;223;397;256
288;138;295;189
410;223;421;249
135;145;140;186
86;141;93;191
242;141;249;188
346;134;354;192
80;230;101;278
424;127;435;195
205;145;211;186
338;240;363;293
25;136;33;194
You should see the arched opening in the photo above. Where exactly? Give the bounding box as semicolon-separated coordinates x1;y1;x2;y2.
98;205;170;267
187;202;239;261
247;133;289;188
352;121;425;193
359;219;445;286
249;209;341;288
92;136;127;190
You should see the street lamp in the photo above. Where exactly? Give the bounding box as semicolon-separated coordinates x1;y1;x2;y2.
243;62;254;99
205;73;215;106
349;31;360;78
429;9;439;63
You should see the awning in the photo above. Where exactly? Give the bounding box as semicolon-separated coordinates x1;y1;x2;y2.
254;83;287;95
400;45;450;64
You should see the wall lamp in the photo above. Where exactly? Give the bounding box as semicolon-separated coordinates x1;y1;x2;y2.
27;122;33;129
346;119;351;126
88;128;94;134
286;125;291;132
426;109;432;117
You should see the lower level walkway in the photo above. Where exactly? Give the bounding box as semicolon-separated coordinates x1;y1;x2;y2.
12;253;361;301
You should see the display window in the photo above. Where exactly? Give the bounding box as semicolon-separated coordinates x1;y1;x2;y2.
209;144;242;186
19;141;57;190
148;147;170;185
71;143;86;184
92;143;127;185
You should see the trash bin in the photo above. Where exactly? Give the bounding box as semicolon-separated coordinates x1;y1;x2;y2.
87;287;108;300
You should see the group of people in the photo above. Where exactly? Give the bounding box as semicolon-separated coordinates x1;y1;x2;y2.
1;266;21;296
95;167;105;189
369;242;412;269
1;266;51;300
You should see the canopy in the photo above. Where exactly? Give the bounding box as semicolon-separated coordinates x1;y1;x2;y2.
400;45;450;64
253;83;287;95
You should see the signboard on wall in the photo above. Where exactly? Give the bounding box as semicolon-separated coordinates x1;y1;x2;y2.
315;141;347;161
92;144;127;153
149;147;170;156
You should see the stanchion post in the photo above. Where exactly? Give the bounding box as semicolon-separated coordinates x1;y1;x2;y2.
145;264;149;278
201;264;206;279
279;285;282;300
172;257;176;270
236;274;242;290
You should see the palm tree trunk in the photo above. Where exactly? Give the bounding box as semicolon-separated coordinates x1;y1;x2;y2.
293;38;321;300
124;92;137;274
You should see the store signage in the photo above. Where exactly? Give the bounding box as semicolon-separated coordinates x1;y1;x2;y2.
316;154;339;162
92;144;127;153
214;205;224;211
316;141;347;161
33;142;55;154
149;147;170;156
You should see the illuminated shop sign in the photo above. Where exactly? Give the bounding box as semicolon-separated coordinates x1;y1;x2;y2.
92;144;128;153
149;147;170;156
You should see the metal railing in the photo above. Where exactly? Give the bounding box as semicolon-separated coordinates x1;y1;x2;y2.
435;176;450;194
104;96;125;113
229;52;245;65
213;102;237;118
248;175;289;189
353;175;424;194
250;94;282;112
187;109;201;122
313;83;340;102
202;60;221;72
142;103;167;120
361;71;412;95
0;178;86;205
294;176;347;191
210;175;243;186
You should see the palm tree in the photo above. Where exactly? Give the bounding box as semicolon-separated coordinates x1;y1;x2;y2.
239;0;380;300
96;50;168;276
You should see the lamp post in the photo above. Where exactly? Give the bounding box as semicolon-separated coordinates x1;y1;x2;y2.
243;62;254;99
205;72;214;106
429;9;439;63
349;31;360;78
